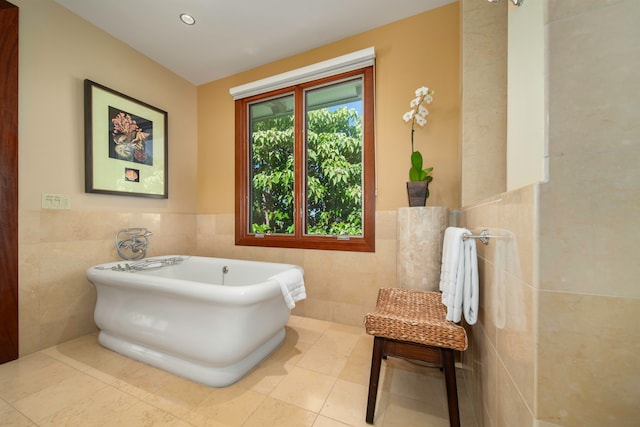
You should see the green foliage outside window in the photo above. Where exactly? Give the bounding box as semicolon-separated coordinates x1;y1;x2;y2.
250;107;363;236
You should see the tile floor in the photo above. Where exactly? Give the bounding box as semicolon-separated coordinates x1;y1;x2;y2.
0;316;478;426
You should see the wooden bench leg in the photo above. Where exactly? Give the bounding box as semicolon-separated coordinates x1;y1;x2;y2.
442;348;461;427
366;336;384;424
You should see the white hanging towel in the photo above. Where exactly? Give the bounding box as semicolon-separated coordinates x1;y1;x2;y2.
439;227;479;325
270;268;306;309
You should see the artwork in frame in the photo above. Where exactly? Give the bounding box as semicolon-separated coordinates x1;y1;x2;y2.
84;79;168;198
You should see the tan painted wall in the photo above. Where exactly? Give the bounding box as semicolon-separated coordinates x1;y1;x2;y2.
17;0;198;213
15;0;459;351
195;3;460;327
198;3;461;213
16;0;198;354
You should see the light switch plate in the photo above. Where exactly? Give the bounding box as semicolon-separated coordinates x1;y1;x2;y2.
41;193;71;210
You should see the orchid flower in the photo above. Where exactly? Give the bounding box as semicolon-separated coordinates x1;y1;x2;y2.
403;86;435;182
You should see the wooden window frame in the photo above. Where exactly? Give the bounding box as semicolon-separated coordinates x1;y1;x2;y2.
235;66;375;252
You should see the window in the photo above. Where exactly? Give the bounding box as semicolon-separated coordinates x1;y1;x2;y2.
234;66;375;252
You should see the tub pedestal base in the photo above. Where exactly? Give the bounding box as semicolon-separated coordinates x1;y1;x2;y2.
98;328;286;387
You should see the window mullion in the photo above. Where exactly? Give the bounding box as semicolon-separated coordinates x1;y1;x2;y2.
293;87;305;240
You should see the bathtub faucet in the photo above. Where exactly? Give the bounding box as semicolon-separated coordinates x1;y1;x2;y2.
115;227;153;260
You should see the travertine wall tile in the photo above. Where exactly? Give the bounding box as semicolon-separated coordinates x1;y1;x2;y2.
497;360;534;427
461;0;508;206
461;0;637;425
396;207;448;291
18;210;200;355
539;149;640;297
548;1;640;157
547;0;629;23
537;292;640;426
496;274;535;410
462;151;507;208
196;211;399;327
18;243;41;356
461;185;538;427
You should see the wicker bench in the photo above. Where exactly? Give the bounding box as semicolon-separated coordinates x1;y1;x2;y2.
364;288;468;426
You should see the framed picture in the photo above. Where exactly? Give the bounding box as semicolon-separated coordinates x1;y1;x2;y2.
84;79;168;198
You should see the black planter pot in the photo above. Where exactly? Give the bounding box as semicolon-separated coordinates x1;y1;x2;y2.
406;181;430;207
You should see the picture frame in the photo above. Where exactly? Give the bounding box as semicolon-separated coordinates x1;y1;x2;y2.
84;79;168;198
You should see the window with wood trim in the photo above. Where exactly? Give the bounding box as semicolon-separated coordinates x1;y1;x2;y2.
235;66;375;252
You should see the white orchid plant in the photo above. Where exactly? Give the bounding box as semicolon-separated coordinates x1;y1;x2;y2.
403;86;435;182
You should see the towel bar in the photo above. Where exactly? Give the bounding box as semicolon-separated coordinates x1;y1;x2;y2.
461;228;503;245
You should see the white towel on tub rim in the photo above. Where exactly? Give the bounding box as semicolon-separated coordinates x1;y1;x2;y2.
270;268;306;309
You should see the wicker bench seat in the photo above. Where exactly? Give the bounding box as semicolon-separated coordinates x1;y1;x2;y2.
364;288;468;426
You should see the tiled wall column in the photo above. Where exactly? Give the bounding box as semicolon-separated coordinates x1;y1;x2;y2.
536;1;640;425
460;0;507;206
460;185;537;427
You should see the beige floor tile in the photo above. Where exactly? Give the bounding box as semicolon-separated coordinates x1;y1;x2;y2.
141;374;219;419
80;352;150;386
315;329;362;356
291;326;326;345
320;378;371;427
326;322;365;336
459;394;479;427
102;400;193;426
295;317;362;379
389;366;448;408
387;357;438;374
37;385;138;426
243;396;317;427
184;388;266;426
0;353;80;403
12;371;109;422
286;315;305;327
380;394;449;427
296;343;348;377
268;327;311;367
111;362;179;399
270;366;337;413
349;334;375;360
338;335;377;387
294;317;332;344
1;318;480;427
237;357;290;394
0;399;36;426
42;334;118;371
98;351;148;376
40;346;94;372
312;415;351;427
459;372;481;427
339;353;379;387
376;360;396;394
316;328;363;356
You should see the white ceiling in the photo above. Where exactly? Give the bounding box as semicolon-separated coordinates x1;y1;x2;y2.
54;0;456;86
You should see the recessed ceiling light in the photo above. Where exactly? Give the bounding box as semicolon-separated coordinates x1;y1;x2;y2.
179;13;196;25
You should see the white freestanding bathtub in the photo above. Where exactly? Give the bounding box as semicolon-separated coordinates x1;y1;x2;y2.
86;255;304;387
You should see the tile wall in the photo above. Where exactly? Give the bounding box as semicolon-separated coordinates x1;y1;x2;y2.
396;207;449;292
19;207;444;359
17;208;416;357
195;211;399;327
460;0;508;206
18;210;197;356
459;1;640;426
536;1;640;425
460;184;538;427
